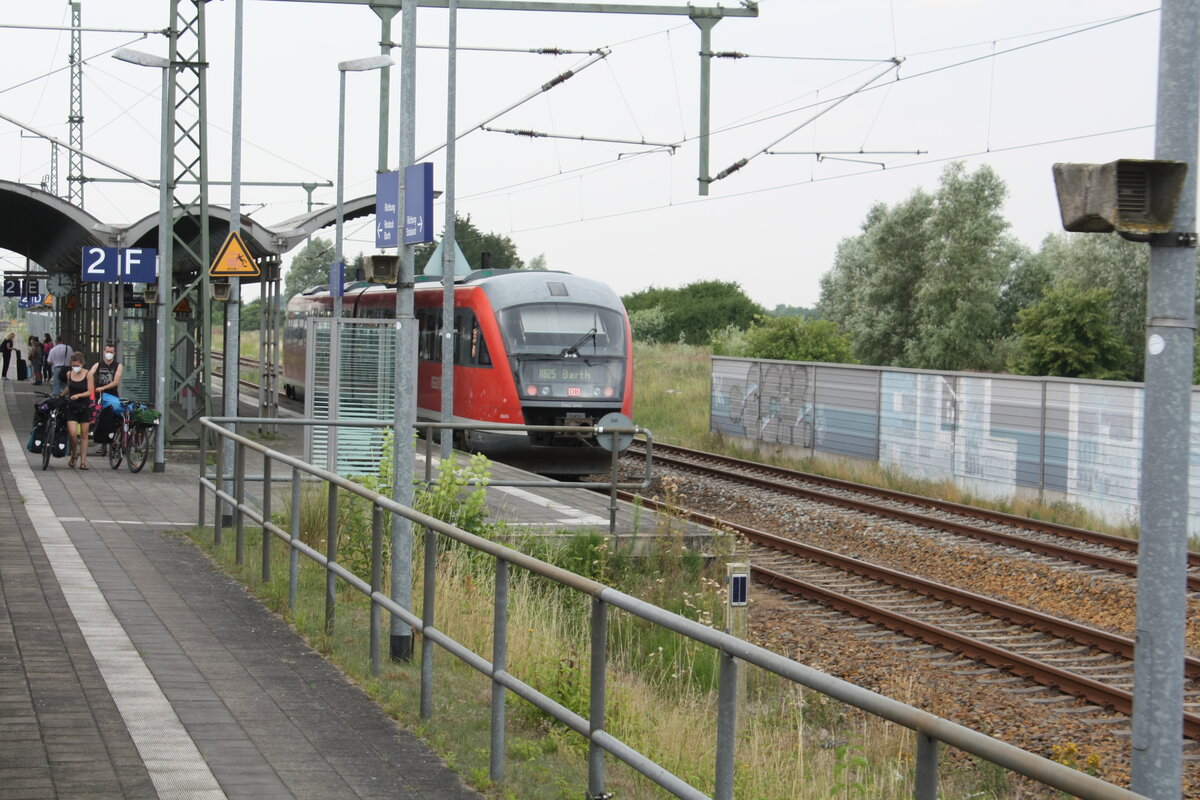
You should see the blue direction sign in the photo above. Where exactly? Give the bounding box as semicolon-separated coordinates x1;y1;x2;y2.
330;260;345;298
81;247;158;283
376;171;399;247
403;162;434;245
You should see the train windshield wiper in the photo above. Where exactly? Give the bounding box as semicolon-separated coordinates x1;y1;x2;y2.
562;327;597;357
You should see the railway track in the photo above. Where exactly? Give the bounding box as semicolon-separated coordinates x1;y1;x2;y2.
212;354;287;399
627;440;1200;593
627;490;1200;740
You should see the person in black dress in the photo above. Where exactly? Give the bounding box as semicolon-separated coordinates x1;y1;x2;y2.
63;352;95;469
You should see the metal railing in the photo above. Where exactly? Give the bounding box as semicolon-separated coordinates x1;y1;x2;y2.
197;417;1149;800
200;416;654;536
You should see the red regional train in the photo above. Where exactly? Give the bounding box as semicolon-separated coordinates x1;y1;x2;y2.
283;269;634;475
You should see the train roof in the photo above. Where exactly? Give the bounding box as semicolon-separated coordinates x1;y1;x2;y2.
293;269;625;311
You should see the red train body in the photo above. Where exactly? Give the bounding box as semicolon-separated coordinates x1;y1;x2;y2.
284;269;634;475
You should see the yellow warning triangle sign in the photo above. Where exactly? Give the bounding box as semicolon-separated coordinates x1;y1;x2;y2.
209;231;260;277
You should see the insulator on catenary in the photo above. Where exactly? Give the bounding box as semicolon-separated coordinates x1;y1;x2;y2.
713;159;749;181
542;70;573;91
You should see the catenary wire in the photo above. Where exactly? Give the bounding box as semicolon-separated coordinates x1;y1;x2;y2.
500;124;1155;235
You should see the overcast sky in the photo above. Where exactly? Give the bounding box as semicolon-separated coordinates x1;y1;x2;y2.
0;1;1163;309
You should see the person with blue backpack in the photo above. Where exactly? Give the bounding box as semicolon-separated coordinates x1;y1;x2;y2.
90;342;124;457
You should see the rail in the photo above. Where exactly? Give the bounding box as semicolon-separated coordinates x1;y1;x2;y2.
197;418;1150;800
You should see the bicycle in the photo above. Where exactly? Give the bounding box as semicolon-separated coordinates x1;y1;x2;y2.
107;399;159;473
31;392;67;471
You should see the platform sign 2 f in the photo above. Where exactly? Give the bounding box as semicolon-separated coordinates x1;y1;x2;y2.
81;247;158;283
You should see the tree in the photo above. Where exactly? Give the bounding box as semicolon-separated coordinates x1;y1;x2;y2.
740;317;855;363
768;304;817;318
820;163;1024;372
415;214;523;273
623;280;763;345
1009;285;1132;379
283;237;334;301
906;163;1022;371
528;253;549;271
628;306;670;344
997;243;1054;337
1032;232;1148;379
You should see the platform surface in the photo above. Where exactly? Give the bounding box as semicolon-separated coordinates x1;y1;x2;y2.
0;378;700;799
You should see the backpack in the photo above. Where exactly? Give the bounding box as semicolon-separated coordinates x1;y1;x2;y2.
93;407;119;443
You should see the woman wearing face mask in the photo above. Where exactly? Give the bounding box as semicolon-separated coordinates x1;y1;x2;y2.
62;353;95;469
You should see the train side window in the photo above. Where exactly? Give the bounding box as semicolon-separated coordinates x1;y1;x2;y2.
449;311;490;367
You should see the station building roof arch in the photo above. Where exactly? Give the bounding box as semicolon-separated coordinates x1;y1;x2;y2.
0;182;382;281
0;180;105;275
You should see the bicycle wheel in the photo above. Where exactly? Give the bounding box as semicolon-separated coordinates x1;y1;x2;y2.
40;414;53;470
127;426;150;473
108;425;124;469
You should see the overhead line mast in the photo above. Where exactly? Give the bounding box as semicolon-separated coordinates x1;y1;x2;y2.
67;1;83;207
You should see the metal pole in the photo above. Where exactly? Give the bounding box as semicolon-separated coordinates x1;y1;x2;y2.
587;597;608;800
440;0;458;463
420;525;437;717
261;456;272;582
326;481;338;636
374;7;396;172
490;557;508;781
915;733;939;800
391;0;418;663
154;59;172;473
1131;1;1200;796
693;15;717;196
713;650;737;800
331;68;347;474
235;438;246;565
222;0;245;521
608;431;619;536
214;436;224;545
370;504;383;676
197;419;207;526
289;466;301;611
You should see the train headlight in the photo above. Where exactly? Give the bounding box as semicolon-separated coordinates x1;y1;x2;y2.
603;386;615;398
525;385;538;396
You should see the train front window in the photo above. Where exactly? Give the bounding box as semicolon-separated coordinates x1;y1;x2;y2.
498;304;625;357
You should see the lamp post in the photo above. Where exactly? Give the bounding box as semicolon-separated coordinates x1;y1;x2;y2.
329;54;393;472
112;47;173;473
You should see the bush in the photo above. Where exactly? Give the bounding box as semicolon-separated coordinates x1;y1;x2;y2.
740;316;855;363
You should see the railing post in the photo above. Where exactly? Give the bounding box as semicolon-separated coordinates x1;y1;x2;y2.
198;427;207;528
325;481;338;636
420;524;437;720
425;425;433;483
714;650;738;800
261;456;272;582
289;466;301;611
235;439;246;565
490;558;509;782
370;504;383;676
914;733;939;800
214;431;224;545
587;596;608;800
608;430;619;537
